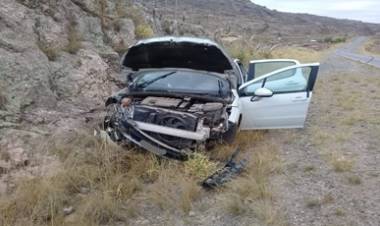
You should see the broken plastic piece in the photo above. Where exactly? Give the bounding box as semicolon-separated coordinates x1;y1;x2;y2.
202;148;247;189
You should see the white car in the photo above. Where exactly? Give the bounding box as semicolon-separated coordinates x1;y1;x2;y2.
103;37;319;159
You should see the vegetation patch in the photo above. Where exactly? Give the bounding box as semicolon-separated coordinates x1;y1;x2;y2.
135;24;154;39
37;40;59;61
64;20;82;54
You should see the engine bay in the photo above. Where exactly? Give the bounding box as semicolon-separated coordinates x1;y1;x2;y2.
114;96;229;150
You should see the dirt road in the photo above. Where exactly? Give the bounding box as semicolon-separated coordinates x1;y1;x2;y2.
336;36;380;68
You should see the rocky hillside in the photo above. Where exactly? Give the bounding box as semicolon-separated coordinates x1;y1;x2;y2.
0;0;379;181
139;0;380;44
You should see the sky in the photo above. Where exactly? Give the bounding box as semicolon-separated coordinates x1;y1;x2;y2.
252;0;380;24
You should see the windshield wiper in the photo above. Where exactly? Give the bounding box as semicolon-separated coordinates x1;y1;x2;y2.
138;71;177;88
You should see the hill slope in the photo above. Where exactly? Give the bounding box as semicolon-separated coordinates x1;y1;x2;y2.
138;0;380;43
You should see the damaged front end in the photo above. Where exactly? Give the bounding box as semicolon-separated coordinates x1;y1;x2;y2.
101;37;237;160
103;95;230;160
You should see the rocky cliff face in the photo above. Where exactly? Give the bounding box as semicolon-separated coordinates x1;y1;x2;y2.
0;0;139;180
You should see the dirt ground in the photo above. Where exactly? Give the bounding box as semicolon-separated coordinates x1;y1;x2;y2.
269;41;380;226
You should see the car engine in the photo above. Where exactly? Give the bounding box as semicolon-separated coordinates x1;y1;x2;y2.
124;96;229;149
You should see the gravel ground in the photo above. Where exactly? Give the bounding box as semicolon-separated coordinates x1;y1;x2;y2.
269;38;380;226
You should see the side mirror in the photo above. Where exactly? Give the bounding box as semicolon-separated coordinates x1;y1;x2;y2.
254;88;273;97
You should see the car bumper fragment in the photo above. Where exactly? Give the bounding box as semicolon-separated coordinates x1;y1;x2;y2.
202;148;247;189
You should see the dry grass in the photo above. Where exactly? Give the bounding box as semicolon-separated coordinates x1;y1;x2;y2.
135;24;154;39
329;152;354;173
220;136;284;225
305;194;334;209
252;201;288;226
0;132;151;226
184;153;218;180
37;40;59;61
335;208;346;216
64;21;82;54
362;36;380;56
347;174;362;185
145;163;201;214
0;90;7;109
304;165;315;172
272;46;330;62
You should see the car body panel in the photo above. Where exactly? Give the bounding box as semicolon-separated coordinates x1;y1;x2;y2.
238;63;320;130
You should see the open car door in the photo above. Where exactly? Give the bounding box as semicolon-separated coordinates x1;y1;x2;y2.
247;59;300;81
239;61;320;130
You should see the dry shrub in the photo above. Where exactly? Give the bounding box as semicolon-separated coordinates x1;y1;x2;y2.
37;40;59;61
347;174;362;185
328;152;354;172
64;21;82;54
185;153;218;180
135;24;154;39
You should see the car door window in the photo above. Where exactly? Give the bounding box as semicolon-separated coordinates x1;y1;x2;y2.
248;60;298;80
242;66;312;96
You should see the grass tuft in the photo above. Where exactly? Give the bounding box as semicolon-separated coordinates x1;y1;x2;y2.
0;90;7;109
330;153;354;172
185;153;218;180
37;40;59;61
64;21;82;54
135;24;154;39
347;175;362;185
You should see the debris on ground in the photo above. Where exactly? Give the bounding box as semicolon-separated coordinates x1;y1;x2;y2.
202;148;247;189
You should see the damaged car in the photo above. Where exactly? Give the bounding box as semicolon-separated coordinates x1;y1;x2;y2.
101;37;320;160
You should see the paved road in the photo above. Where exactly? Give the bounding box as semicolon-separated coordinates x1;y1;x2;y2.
335;36;380;68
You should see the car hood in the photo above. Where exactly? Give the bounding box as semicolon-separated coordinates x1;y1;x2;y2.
121;37;234;74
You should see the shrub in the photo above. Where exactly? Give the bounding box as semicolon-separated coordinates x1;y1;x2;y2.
323;36;347;44
135;24;154;39
37;40;59;61
64;22;82;54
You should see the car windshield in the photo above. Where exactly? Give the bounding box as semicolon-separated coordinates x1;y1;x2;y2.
132;69;230;98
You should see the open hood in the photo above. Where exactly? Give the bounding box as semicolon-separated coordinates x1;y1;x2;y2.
122;37;233;74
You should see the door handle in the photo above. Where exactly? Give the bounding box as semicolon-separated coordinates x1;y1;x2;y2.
251;96;261;102
292;96;307;102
